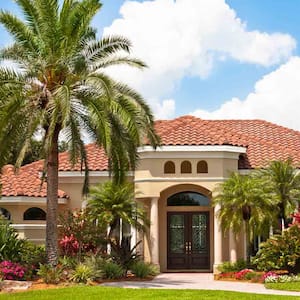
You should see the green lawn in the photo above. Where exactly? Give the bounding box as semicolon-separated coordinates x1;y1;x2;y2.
0;286;299;300
266;282;300;292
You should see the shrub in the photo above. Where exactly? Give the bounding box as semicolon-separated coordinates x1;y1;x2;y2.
234;269;253;280
217;259;248;273
131;261;155;278
0;261;26;280
0;217;26;262
59;209;106;259
253;224;300;273
37;264;63;284
69;263;99;284
101;261;124;279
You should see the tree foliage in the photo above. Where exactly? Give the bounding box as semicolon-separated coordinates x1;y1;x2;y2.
87;181;149;239
0;0;159;265
257;159;300;230
213;172;274;261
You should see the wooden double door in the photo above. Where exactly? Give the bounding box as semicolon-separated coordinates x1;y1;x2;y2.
167;212;210;270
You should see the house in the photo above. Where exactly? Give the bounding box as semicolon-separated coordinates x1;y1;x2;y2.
1;115;300;273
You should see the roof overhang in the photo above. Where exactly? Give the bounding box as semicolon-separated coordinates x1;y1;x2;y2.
138;145;247;159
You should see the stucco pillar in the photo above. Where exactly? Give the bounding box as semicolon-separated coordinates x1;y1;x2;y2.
150;197;160;266
229;229;237;263
213;204;222;273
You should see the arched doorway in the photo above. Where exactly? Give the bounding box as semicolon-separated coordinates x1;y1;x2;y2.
159;184;213;272
167;192;210;269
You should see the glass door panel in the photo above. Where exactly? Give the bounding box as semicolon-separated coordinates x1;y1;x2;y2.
169;214;185;254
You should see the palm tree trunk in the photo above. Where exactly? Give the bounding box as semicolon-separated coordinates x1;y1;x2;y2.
245;221;251;265
46;127;60;266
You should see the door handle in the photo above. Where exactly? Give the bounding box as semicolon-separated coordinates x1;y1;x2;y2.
185;242;189;254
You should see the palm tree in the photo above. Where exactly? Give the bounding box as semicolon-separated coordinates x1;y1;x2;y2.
213;172;274;262
0;0;159;266
257;159;300;231
87;181;148;241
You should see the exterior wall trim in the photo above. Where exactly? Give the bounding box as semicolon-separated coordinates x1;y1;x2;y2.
135;177;227;183
0;197;67;205
57;171;134;178
12;224;46;230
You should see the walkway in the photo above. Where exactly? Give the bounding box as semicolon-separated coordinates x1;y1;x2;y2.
101;273;300;297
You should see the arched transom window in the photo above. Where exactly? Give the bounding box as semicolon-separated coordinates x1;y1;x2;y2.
167;192;210;206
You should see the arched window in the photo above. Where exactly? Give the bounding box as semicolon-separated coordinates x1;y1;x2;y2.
167;192;210;206
164;161;175;174
23;207;46;220
181;161;192;173
0;208;11;220
197;160;208;173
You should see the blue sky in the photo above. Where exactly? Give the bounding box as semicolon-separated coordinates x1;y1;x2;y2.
1;0;300;130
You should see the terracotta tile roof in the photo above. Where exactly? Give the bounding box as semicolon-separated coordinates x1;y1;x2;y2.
1;115;300;198
1;163;67;198
152;116;300;168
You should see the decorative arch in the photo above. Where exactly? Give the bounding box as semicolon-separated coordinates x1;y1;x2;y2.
181;160;192;173
23;207;46;220
0;207;11;220
164;161;175;174
197;160;208;173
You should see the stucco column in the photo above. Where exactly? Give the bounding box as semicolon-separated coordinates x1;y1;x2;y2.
229;229;237;263
213;204;222;273
150;197;159;266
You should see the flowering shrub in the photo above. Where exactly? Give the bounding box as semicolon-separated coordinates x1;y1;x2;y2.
234;269;253;280
264;274;300;283
59;209;105;259
59;234;80;256
0;261;26;280
262;271;278;282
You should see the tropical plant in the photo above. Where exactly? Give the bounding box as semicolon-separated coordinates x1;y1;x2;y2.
213;172;274;262
88;181;149;240
110;239;141;272
253;224;300;273
37;264;63;284
0;0;159;266
256;159;300;231
0;216;26;262
58;209;106;259
70;263;99;283
100;261;124;279
217;259;248;273
130;261;158;278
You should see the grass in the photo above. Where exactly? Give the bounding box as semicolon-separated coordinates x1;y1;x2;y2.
265;282;300;292
0;286;299;300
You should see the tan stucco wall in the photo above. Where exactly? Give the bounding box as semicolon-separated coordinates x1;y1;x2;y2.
1;148;246;269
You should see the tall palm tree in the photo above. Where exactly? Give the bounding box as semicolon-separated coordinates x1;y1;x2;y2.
87;181;148;241
213;172;274;262
0;0;159;266
258;159;300;231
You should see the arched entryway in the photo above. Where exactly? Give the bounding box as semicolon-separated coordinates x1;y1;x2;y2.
159;184;213;272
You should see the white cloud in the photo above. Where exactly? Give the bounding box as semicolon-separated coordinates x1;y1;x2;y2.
191;56;300;131
151;98;176;119
102;0;296;118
